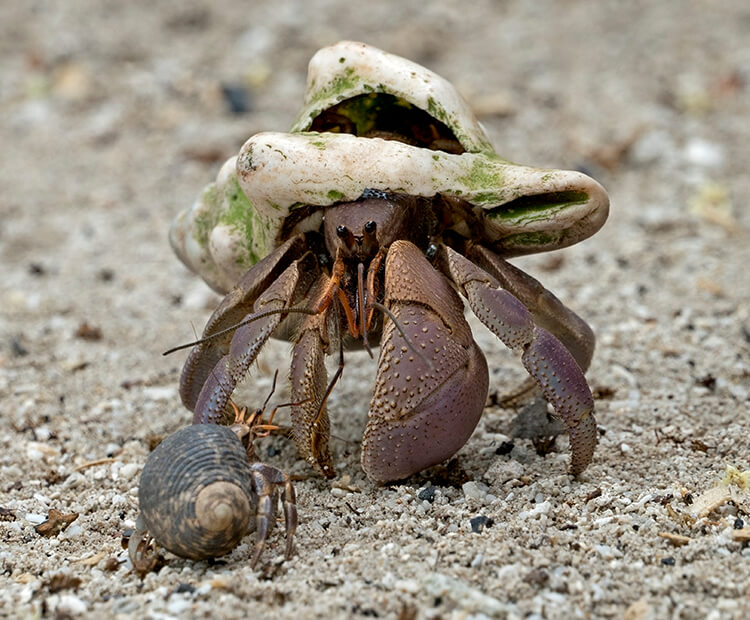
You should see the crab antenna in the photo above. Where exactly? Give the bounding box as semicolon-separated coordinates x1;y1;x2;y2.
260;369;279;413
163;306;318;355
369;301;433;369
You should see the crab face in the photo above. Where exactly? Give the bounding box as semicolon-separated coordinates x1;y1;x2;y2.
170;41;609;482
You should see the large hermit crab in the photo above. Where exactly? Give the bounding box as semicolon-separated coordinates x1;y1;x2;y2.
169;41;609;485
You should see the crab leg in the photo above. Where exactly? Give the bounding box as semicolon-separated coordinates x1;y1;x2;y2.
467;244;595;372
441;246;597;475
193;257;311;424
361;240;489;483
248;462;297;567
179;235;308;411
290;309;335;478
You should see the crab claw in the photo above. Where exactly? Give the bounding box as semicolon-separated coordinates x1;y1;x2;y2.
361;241;489;483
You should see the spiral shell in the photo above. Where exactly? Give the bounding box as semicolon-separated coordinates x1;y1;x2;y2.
138;424;255;560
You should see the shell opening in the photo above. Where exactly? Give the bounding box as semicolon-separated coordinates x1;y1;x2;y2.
487;190;590;219
309;93;465;154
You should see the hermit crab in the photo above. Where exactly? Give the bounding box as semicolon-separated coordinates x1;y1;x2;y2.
168;41;609;489
131;380;297;567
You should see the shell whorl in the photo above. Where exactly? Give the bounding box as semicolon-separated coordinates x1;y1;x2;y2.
138;424;255;560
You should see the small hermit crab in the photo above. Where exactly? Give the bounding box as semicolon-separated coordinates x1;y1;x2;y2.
168;41;609;485
131;376;297;568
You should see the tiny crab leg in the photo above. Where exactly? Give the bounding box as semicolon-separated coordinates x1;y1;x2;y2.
440;245;597;474
249;462;297;567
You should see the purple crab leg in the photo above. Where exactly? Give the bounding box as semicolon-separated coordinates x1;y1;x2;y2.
179;235;307;411
468;244;596;372
193;258;309;424
441;245;596;474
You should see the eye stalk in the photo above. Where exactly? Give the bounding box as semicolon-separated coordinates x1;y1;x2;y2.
336;225;356;251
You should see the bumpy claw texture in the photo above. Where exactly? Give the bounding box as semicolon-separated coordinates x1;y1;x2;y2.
362;241;489;482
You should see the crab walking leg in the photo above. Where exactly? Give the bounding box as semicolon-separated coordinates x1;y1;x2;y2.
248;463;297;567
290;311;335;478
180;235;308;410
468;244;595;372
442;246;597;474
361;241;489;483
193;259;308;424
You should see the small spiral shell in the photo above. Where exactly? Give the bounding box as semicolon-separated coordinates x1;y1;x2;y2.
138;424;255;560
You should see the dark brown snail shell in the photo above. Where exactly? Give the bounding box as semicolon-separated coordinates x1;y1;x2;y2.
138;424;254;560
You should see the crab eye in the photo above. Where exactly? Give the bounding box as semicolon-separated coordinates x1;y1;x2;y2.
364;220;376;234
336;225;349;238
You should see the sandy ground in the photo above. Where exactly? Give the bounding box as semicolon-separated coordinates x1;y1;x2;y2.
1;1;749;618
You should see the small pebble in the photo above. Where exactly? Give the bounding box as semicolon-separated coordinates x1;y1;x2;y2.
118;463;140;481
418;485;436;503
462;481;488;501
733;517;744;530
61;524;82;538
394;578;419;593
25;513;47;525
595;544;622;560
470;515;493;533
142;386;177;401
684;138;725;168
55;594;88;615
661;557;675;566
34;427;52;441
221;83;251;114
167;595;192;615
495;441;514;455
